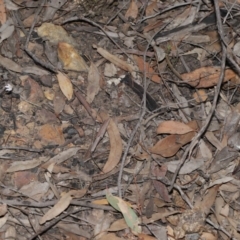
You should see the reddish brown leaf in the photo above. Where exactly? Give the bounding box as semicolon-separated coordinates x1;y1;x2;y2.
181;67;236;88
24;77;44;103
152;164;171;202
38;124;65;145
0;0;6;24
99;112;123;173
133;55;161;83
157;120;194;135
149;135;181;157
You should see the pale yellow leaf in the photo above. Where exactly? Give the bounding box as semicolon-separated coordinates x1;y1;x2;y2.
39;192;72;224
95;45;134;72
56;71;73;100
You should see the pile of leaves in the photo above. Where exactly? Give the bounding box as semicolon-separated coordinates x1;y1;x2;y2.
0;0;240;239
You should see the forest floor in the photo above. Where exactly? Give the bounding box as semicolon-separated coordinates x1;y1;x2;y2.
0;0;240;239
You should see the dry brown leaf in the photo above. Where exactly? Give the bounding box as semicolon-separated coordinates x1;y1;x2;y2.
195;185;220;215
0;0;6;24
53;91;66;116
0;204;7;216
7;157;48;172
157;120;194;135
149;135;182;157
87;62;100;103
138;234;157;240
1;223;14;237
20;181;49;200
201;232;218;240
133;55;161;83
38;123;65;145
37;22;77;46
193;89;208;103
56;71;73;100
150;121;197;157
152;164;171;202
125;0;138;20
40;191;72;224
13;171;38;189
98;112;123;173
92;199;109;205
0;54;22;72
41;147;81;169
24;77;44;103
57;223;91;239
99;233;124;240
181;67;236;88
94;45;134;72
58;42;89;72
0;214;8;229
145;1;158;17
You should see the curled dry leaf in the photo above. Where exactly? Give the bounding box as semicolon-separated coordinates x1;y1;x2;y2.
125;0;138;20
181;67;236;88
58;42;89;72
94;45;134;72
56;71;73;100
99;112;123;173
157;120;194;134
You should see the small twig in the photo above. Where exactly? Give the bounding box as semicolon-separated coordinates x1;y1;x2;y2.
91;118;110;152
0;146;42;152
0;198;115;211
74;90;96;121
165;54;183;80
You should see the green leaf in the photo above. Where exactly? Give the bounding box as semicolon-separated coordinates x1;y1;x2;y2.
106;191;141;234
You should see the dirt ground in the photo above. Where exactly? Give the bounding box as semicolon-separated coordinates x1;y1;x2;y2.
0;0;240;239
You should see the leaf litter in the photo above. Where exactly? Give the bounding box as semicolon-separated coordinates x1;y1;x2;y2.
0;0;240;239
